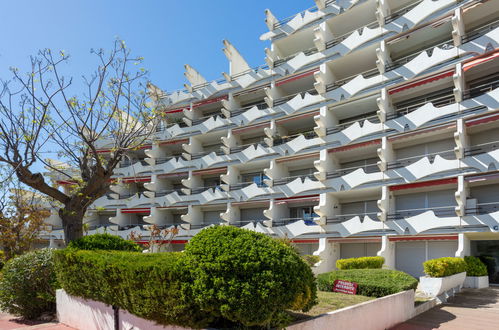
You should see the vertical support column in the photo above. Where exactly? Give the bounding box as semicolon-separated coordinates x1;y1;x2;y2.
455;232;470;257
221;93;242;118
377;136;394;172
264;159;289;186
375;0;390;27
221;165;240;192
184;64;207;93
314;105;338;137
453;62;465;103
377;186;391;222
314;62;336;95
377;88;393;124
314;149;339;181
263;199;289;228
312;238;340;274
264;9;278;31
220;202;240;225
181;205;203;228
376;41;391;74
182;136;202;161
451;7;465;47
222;40;251;79
313;21;333;52
221;129;238;154
377;235;395;269
314;193;339;225
455;175;469;218
454;118;469;160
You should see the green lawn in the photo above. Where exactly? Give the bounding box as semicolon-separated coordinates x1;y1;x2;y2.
291;291;374;320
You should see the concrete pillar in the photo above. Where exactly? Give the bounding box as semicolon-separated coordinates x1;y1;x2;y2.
313;238;340;274
455;232;471;257
378;235;396;269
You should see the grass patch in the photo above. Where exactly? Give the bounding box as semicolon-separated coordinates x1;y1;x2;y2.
290;291;374;321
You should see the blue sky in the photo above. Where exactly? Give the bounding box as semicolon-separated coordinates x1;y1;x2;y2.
0;0;310;92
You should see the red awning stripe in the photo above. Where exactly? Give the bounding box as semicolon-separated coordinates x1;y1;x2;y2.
276;194;319;201
192;167;226;176
159;139;189;146
290;239;319;244
328;139;381;153
157;172;188;179
276;152;319;163
57;180;77;185
275;111;318;125
389;235;458;241
276;68;318;87
231;200;270;207
157;205;189;209
232;122;270;135
389;177;457;191
463;49;499;72
388;69;454;95
192;95;228;108
164;107;188;114
96;149;112;153
466;113;499;127
389;122;456;142
122;176;151;183
121;208;151;214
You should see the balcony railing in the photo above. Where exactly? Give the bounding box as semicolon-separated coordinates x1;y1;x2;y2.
464;140;499;157
273;88;319;107
325;67;380;92
465;201;499;215
273;129;318;146
326;211;378;224
119;159;149;168
229;101;268;117
273;217;317;227
155;155;185;165
462;77;499;101
326;163;380;179
273;5;320;29
384;0;422;24
273;173;318;186
387;205;456;220
229;181;267;191
233;219;266;227
117;192;147;200
384;38;454;72
229;140;268;154
190;185;224;195
191;113;224;126
190;222;221;229
325;20;379;50
190;148;225;159
386;88;455;120
326;113;380;135
387;149;456;170
461;18;499;44
154;188;186;197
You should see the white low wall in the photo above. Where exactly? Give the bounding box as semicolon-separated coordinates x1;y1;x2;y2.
287;290;415;330
463;276;489;289
418;272;466;298
56;289;188;330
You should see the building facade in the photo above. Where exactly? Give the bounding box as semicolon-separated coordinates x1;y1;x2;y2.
45;0;499;280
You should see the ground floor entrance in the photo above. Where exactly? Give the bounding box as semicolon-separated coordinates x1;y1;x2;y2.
471;240;499;284
395;240;458;278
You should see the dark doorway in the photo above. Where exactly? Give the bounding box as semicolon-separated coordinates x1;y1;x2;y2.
471;240;499;284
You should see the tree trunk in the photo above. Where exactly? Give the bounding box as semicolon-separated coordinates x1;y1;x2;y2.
59;209;84;244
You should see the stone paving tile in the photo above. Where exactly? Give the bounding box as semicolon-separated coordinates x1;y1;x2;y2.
0;313;75;330
392;287;499;330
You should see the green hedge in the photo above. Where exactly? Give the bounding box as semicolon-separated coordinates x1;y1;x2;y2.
336;256;384;270
317;269;418;298
55;226;317;328
464;256;488;276
423;257;466;277
0;249;59;319
67;233;141;251
55;250;207;328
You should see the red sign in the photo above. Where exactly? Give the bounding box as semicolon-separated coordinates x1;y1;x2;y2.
333;280;358;295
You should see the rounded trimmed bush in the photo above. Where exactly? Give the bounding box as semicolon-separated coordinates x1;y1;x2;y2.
423;257;466;277
0;249;58;319
67;233;141;251
317;269;418;297
336;256;384;270
464;256;488;276
180;226;317;327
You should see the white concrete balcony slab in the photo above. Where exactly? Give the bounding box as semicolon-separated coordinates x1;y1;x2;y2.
272;176;324;197
269;219;321;239
231;65;272;89
322;214;384;237
192;151;231;169
273;91;325;116
186;187;228;204
271;134;323;155
228;183;274;202
324;166;384;191
228;104;277;127
190;115;233;134
228;144;277;163
386;208;460;235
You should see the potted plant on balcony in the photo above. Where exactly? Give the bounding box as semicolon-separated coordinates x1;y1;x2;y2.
463;256;489;289
418;257;466;300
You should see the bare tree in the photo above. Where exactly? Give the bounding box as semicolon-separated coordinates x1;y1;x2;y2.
0;167;49;259
0;40;157;243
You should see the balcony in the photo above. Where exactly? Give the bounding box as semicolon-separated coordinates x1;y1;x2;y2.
387;205;456;220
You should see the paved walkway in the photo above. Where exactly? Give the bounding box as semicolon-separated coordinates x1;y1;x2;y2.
393;287;499;330
0;313;74;330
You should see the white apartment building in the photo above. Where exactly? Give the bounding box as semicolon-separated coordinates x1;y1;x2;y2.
44;0;499;280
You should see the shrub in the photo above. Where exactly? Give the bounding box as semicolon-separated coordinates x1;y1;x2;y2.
0;250;4;270
423;257;466;277
0;249;58;319
55;249;208;328
317;269;418;298
303;254;321;267
464;256;488;276
336;256;384;270
67;233;141;251
180;226;317;327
